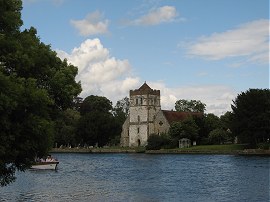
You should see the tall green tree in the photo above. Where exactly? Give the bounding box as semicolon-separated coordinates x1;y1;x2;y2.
231;89;270;145
0;0;22;35
204;113;220;134
113;97;129;124
208;128;229;145
0;73;54;186
168;117;199;147
0;0;81;186
54;108;81;148
175;99;206;113
111;97;130;145
220;111;234;142
77;96;119;147
80;95;112;115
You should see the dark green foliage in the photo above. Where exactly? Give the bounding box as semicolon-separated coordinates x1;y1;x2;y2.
80;95;112;115
54;109;81;147
0;73;54;186
168;117;199;142
112;96;129;125
0;0;22;35
208;128;229;144
204;113;220;133
220;111;233;130
231;89;270;146
175;99;206;113
193;116;208;144
0;0;81;186
146;133;170;150
77;96;120;147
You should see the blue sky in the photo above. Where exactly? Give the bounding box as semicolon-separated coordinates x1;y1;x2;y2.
21;0;269;115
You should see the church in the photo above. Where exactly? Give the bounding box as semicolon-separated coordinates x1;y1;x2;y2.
120;82;201;147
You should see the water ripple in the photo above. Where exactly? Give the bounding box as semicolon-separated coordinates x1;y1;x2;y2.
0;154;269;201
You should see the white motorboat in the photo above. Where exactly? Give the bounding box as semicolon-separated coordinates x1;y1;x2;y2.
31;161;59;170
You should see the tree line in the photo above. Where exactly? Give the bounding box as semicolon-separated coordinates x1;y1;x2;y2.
147;90;269;150
1;0;269;186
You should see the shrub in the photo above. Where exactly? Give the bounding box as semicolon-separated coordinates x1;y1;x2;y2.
257;143;270;150
146;133;171;150
208;128;229;145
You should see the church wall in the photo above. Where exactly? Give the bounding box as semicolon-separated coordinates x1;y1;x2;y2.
120;115;130;147
121;83;162;147
129;124;148;146
154;110;170;135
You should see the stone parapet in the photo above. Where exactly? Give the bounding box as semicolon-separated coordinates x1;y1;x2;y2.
130;89;160;96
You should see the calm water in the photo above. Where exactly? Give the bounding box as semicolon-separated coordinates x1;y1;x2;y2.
0;153;269;202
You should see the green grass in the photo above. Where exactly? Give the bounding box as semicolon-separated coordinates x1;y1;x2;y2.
177;144;247;151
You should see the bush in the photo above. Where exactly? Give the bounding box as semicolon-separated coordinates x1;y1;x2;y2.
146;133;171;150
257;143;270;150
208;128;229;145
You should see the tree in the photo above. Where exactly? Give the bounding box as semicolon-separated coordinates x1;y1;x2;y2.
220;111;234;142
113;97;129;125
231;89;270;146
77;96;120;147
54;108;81;148
0;0;81;186
208;128;229;145
0;0;22;34
193;116;208;144
175;99;206;113
113;97;130;115
0;74;54;186
79;95;112;115
111;97;130;145
168;117;199;147
204;113;220;134
220;111;233;130
146;133;170;150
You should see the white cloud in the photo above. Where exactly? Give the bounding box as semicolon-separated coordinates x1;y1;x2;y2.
187;19;269;65
70;11;109;36
147;82;236;116
57;39;236;116
126;6;180;26
56;38;140;103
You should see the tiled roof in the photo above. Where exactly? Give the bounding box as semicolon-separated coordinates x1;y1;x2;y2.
162;110;202;124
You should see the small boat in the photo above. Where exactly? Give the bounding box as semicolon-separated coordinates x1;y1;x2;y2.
31;161;59;170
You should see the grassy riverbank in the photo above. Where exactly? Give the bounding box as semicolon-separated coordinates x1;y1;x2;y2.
50;144;270;156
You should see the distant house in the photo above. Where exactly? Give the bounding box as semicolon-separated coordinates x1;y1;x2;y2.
120;82;202;147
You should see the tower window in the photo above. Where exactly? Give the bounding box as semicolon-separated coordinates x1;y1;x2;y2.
140;97;143;104
138;115;140;122
137;127;140;133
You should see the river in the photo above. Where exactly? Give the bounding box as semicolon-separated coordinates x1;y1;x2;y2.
0;153;269;201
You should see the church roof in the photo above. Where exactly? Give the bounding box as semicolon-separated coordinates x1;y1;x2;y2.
162;110;202;124
130;82;160;96
138;82;152;91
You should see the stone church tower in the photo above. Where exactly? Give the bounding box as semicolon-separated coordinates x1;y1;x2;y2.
120;82;202;147
121;82;161;147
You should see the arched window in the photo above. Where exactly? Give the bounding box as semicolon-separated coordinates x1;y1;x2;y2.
138;115;140;122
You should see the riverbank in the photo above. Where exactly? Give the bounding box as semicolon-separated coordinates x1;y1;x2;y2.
50;145;270;156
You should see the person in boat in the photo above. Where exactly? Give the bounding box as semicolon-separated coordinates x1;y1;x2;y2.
45;155;57;162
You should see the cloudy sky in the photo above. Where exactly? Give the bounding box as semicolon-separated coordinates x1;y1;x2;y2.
21;0;269;116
